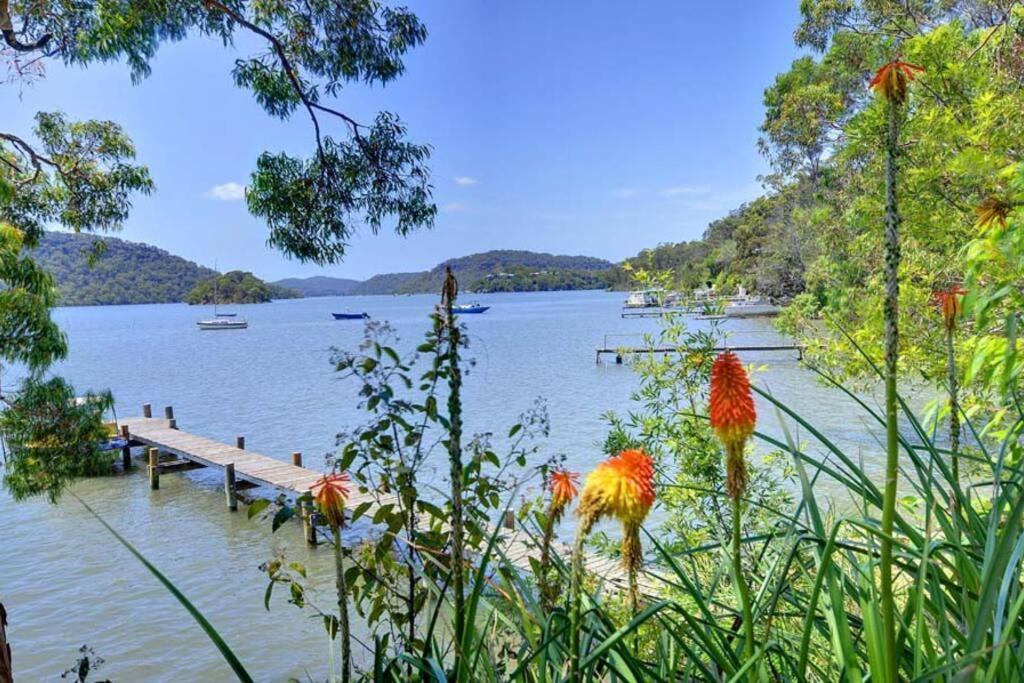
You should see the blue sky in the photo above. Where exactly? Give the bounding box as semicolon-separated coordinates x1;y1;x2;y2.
4;2;803;281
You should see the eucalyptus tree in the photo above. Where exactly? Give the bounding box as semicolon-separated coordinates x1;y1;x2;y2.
0;0;436;498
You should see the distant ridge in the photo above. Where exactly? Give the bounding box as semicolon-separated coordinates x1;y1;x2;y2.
276;250;614;297
32;234;615;306
273;275;362;297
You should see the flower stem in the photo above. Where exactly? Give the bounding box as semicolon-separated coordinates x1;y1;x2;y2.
731;496;755;664
441;268;466;662
879;95;902;683
946;327;960;483
539;505;557;611
332;525;351;683
569;517;593;683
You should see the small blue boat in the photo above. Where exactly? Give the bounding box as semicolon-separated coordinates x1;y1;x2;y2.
452;303;490;314
332;312;370;320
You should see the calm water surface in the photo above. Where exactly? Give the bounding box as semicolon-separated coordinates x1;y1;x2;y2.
1;291;892;680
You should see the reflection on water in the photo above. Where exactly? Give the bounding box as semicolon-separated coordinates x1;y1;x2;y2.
0;291;887;679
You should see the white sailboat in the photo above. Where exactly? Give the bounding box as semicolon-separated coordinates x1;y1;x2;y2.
197;266;248;330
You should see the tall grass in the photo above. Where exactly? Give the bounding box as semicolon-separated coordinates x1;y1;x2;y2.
375;349;1024;681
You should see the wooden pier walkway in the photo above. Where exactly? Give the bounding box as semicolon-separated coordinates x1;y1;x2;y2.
121;406;661;595
596;344;804;364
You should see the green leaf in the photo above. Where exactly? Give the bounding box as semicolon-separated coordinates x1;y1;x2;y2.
271;505;296;532
246;498;270;519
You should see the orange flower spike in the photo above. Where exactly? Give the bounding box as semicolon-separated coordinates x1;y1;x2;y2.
933;285;966;332
311;472;350;529
869;60;924;103
577;449;656;530
976;197;1012;231
549;469;580;510
710;351;757;500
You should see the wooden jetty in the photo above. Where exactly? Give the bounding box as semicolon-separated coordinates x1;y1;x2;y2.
121;405;661;594
596;344;804;364
620;308;677;319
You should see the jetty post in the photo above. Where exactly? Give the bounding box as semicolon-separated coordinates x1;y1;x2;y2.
142;403;152;418
236;436;245;450
503;509;516;530
224;463;238;511
301;490;318;545
164;405;174;421
148;448;160;490
292;452;302;467
120;425;132;470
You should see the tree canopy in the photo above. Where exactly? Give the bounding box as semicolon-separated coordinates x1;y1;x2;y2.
2;0;436;264
0;0;434;502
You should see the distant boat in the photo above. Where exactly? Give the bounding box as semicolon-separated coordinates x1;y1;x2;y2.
215;312;238;318
198;318;249;330
452;303;490;314
332;312;370;320
624;289;663;308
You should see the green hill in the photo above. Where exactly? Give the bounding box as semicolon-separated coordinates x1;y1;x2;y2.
275;250;614;296
31;231;219;306
186;270;300;305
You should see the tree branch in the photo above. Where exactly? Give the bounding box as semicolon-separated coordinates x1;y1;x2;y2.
0;0;51;52
201;0;400;180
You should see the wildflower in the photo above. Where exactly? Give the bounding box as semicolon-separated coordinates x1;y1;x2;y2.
549;469;580;513
539;469;579;610
933;285;966;332
574;449;656;626
976;197;1012;231
311;472;350;529
576;449;655;533
710;351;757;501
869;60;924;103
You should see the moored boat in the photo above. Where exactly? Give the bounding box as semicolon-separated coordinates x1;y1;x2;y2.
196;261;248;330
623;289;663;308
451;303;490;314
197;318;249;330
332;312;370;320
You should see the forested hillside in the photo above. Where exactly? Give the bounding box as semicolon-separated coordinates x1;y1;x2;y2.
606;182;811;300
31;232;218;306
605;3;1024;396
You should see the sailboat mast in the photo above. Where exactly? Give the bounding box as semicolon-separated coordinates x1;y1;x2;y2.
213;260;219;316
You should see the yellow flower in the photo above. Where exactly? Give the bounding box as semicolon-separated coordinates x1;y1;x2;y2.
577;449;655;532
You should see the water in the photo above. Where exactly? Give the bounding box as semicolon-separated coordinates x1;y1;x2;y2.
0;291;888;680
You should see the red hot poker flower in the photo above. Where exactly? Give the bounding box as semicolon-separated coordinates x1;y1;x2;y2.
549;469;580;509
976;197;1013;231
869;60;924;103
311;472;350;529
710;351;757;500
933;285;966;332
577;449;656;530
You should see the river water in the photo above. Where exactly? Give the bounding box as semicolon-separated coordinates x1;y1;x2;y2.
0;291;889;680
